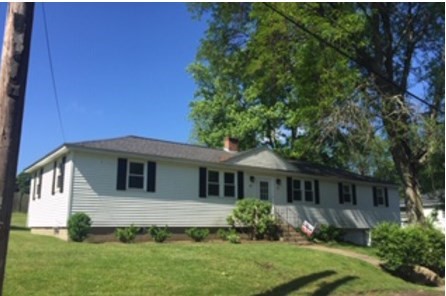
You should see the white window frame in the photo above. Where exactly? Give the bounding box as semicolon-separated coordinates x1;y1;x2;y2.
343;183;352;203
304;180;314;202
223;172;236;198
376;187;385;206
292;179;302;201
207;170;220;196
127;160;146;190
56;158;65;191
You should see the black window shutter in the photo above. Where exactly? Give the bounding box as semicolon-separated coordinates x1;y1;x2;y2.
237;171;244;199
116;158;127;190
384;187;389;207
52;161;57;195
338;182;344;204
373;186;378;207
287;177;292;203
147;161;156;192
38;168;43;198
314;180;320;204
199;167;207;198
352;184;357;205
59;156;66;193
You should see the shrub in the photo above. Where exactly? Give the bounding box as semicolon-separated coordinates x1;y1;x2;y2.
115;224;140;243
227;198;276;240
312;224;344;242
217;228;230;240
185;228;209;242
227;232;241;244
148;225;171;243
67;213;92;242
372;222;445;277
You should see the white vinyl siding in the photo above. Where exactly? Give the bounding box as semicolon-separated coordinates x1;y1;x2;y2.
71;152;237;227
27;154;73;228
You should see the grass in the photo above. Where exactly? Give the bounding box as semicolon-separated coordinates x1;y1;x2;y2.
10;212;27;229
5;214;441;296
324;241;379;258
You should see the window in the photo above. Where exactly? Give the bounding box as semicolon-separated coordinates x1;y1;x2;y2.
293;179;302;201
224;172;235;197
128;161;144;189
304;181;313;202
259;181;269;200
343;184;351;203
208;170;220;196
376;187;384;205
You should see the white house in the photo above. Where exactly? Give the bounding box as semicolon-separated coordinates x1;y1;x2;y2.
25;135;400;245
400;191;445;232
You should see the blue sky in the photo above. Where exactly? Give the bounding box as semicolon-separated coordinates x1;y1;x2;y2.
0;3;207;172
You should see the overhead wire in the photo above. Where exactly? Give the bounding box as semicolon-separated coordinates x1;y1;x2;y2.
41;3;66;142
262;2;443;114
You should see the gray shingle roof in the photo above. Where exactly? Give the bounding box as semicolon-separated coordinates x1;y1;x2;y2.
67;135;395;185
69;135;235;163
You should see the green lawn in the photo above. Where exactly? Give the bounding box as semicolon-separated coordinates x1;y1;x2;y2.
5;214;441;296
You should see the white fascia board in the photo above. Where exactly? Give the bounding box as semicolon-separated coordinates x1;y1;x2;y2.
24;145;70;173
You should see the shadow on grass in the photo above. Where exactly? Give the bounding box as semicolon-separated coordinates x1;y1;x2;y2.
312;276;359;295
11;226;29;231
253;270;336;296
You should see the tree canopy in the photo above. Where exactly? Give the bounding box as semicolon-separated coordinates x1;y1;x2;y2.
188;3;444;223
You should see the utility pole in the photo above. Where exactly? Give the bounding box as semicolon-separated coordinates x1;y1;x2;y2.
0;3;34;295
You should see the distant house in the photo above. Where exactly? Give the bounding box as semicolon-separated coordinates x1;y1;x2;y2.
25;136;400;245
400;191;445;231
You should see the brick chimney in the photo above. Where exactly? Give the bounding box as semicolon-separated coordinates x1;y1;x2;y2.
223;137;239;152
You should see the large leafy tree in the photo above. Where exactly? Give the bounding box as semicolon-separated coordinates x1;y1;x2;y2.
188;3;444;223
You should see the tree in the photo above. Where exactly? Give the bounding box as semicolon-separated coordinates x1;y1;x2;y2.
188;3;444;224
15;172;30;212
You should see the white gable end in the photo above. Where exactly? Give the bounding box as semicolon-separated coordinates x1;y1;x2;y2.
226;148;295;171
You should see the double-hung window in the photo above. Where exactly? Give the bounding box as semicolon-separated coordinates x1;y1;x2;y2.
128;161;144;189
304;180;313;202
342;184;352;203
376;187;384;205
208;170;220;196
224;172;235;197
293;179;302;201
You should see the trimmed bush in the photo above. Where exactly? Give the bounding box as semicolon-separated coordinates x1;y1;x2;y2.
227;232;241;244
67;213;91;242
372;222;445;277
312;224;344;242
227;198;276;240
148;225;171;243
217;228;230;240
115;224;139;243
185;228;209;242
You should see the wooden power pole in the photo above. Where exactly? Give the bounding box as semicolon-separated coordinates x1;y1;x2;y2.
0;3;34;294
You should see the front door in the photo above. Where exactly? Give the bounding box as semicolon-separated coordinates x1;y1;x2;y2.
259;180;269;201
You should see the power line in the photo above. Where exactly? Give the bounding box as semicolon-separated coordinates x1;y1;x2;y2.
262;2;443;114
42;3;66;142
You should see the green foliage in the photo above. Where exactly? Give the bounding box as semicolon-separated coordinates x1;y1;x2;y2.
227;233;241;244
67;213;92;242
148;225;171;243
185;228;209;242
227;198;276;240
16;172;31;195
189;3;445;222
115;224;140;243
313;224;344;242
217;228;240;243
372;223;445;276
